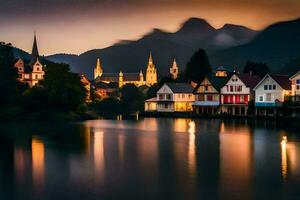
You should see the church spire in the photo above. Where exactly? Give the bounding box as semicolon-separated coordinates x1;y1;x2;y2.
30;32;40;66
94;58;103;80
170;58;179;80
148;51;153;65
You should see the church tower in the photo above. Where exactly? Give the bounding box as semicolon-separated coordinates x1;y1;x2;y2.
94;58;103;80
29;32;40;66
145;51;158;86
170;58;179;80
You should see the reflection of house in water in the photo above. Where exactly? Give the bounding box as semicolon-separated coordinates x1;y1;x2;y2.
219;122;253;199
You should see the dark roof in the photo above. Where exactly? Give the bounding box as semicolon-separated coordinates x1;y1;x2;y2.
97;73;119;82
193;75;229;93
165;83;194;93
216;66;227;71
270;75;291;90
24;65;33;73
209;76;229;90
237;74;261;89
29;33;40;66
123;73;141;81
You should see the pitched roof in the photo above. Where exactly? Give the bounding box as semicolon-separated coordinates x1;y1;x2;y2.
253;74;291;90
216;66;227;71
97;73;119;82
289;71;300;80
193;75;229;93
209;76;229;90
123;73;141;81
270;75;291;90
237;74;261;89
29;33;40;66
165;83;194;93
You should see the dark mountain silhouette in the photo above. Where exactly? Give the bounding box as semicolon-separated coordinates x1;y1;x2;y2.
213;18;300;73
46;17;258;79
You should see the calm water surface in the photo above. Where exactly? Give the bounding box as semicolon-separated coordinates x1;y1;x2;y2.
0;118;300;200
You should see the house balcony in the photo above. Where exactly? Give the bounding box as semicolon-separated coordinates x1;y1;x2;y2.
255;102;283;107
193;101;220;107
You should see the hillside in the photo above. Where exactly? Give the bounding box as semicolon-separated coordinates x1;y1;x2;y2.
46;18;258;79
213;18;300;73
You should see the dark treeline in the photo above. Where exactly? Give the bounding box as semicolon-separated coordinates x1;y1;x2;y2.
0;43;87;121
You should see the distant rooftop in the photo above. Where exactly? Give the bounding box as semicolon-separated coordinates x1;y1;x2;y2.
165;83;194;93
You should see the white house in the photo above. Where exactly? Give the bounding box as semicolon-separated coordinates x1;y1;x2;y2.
253;74;291;116
144;83;195;112
289;71;300;101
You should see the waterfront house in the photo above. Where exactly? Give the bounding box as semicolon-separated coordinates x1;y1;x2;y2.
220;73;261;115
193;76;228;115
289;71;300;101
144;83;195;112
254;74;291;116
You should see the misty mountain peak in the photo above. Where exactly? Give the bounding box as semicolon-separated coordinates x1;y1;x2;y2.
177;17;216;34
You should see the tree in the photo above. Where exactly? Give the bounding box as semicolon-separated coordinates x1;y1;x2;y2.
120;84;144;114
185;48;212;83
0;43;25;106
22;61;87;113
243;61;270;77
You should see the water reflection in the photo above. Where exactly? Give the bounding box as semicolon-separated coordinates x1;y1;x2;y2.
0;119;299;200
188;121;196;178
281;136;288;181
93;131;105;183
31;138;45;191
219;122;252;199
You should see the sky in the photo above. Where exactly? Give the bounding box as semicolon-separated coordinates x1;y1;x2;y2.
0;0;300;55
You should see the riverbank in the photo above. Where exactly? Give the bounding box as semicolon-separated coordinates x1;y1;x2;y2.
142;111;300;121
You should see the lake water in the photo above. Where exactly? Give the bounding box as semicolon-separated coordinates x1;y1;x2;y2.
0;118;300;200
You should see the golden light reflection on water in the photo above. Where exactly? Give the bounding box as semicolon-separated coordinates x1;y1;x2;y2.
118;134;125;164
219;123;252;197
32;139;45;190
93;131;105;182
174;118;192;132
188;121;196;178
281;136;288;181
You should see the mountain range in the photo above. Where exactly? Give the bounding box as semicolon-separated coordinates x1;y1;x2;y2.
12;17;300;79
46;18;258;79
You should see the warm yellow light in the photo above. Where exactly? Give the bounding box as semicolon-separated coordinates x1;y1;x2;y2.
281;136;288;181
32;139;45;189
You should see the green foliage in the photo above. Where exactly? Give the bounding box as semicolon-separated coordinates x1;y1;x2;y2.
0;43;26;106
120;84;145;114
185;48;212;83
41;62;87;111
243;61;270;77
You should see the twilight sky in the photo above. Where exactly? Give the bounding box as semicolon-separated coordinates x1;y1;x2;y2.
1;0;300;55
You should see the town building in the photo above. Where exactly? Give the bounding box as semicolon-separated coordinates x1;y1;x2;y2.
215;66;228;77
80;75;91;102
289;71;300;101
169;59;179;80
93;52;158;88
14;33;45;87
144;83;195;112
193;75;228;115
220;73;261;115
254;74;291;116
